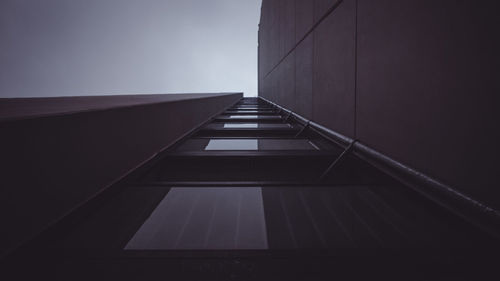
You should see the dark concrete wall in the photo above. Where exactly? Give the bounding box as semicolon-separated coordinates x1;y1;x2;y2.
0;93;241;257
259;1;499;209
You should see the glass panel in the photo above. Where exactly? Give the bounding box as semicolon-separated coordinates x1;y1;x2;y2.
258;123;291;128
124;185;415;250
176;138;326;151
229;115;259;119
206;123;291;129
205;139;258;150
227;110;260;113
125;187;268;250
62;184;481;251
224;123;258;128
257;139;318;150
231;108;265;110
203;139;318;151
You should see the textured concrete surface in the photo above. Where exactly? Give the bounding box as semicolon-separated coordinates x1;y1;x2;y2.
356;0;499;210
0;93;241;121
0;93;241;257
294;35;313;119
312;0;355;137
258;0;500;210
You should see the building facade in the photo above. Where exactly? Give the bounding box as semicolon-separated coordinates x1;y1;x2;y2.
258;0;500;211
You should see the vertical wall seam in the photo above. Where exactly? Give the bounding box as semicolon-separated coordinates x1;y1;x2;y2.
312;1;316;121
354;0;358;138
294;0;297;112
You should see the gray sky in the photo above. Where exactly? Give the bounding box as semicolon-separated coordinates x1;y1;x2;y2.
0;0;261;98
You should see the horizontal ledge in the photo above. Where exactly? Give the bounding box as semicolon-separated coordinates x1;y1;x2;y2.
222;112;278;115
0;93;243;122
191;136;308;140
163;150;339;157
198;128;299;132
130;181;385;187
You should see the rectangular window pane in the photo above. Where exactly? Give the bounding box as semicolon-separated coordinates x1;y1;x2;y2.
205;123;291;129
203;139;318;150
125;187;268;250
229;115;259;119
224;123;258;128
205;139;258;150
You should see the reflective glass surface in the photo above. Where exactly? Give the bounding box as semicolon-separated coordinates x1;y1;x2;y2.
126;187;268;250
202;139;318;150
229;115;259;119
224;123;258;128
121;185;471;250
227;110;260;113
204;123;292;130
221;123;290;129
205;139;258;150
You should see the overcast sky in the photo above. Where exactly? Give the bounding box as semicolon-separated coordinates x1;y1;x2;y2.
0;0;262;98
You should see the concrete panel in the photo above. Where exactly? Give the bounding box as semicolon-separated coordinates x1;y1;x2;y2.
263;67;279;103
258;43;262;95
312;0;356;137
258;1;268;75
268;72;276;102
281;52;296;111
0;93;238;121
314;0;341;22
0;93;241;257
281;0;295;56
261;75;272;101
269;0;281;71
356;0;500;209
261;68;271;101
295;0;314;43
295;35;313;119
276;63;286;108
